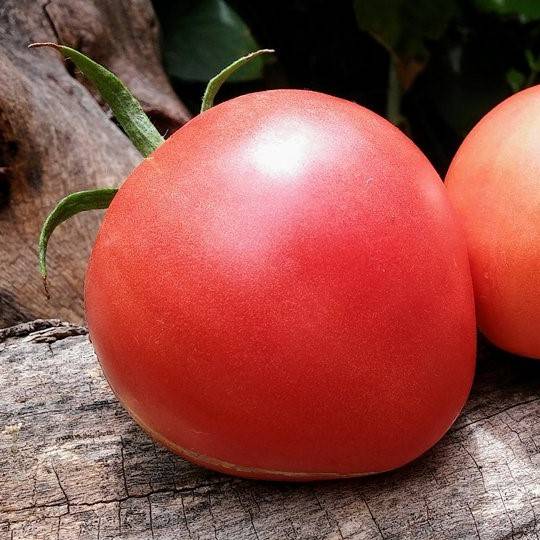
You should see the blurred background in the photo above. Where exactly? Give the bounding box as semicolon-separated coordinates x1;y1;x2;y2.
153;0;540;175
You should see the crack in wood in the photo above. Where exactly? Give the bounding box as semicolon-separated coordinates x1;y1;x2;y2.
362;495;385;539
451;398;540;432
461;443;488;494
51;463;70;508
466;502;481;540
42;0;60;43
147;495;155;539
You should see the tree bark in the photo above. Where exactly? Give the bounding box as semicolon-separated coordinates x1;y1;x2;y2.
0;0;190;328
1;320;538;539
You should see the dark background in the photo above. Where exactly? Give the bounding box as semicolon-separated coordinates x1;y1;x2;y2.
152;0;540;176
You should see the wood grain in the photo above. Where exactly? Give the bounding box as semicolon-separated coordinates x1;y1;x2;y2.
0;0;189;328
1;320;538;539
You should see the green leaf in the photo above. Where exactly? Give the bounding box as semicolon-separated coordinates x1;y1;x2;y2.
474;0;540;21
158;0;265;83
38;188;117;295
353;0;457;63
29;43;163;157
506;68;526;92
201;49;275;112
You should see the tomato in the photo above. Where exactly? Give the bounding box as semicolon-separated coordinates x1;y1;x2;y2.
445;86;540;360
85;90;476;480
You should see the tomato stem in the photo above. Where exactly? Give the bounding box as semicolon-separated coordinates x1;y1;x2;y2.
386;60;402;127
201;49;275;113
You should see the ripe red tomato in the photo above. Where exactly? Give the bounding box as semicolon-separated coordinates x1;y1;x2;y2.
446;86;540;360
85;90;476;480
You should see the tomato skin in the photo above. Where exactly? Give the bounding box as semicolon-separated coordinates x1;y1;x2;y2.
85;90;476;480
445;86;540;360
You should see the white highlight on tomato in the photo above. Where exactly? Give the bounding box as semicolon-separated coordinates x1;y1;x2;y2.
249;119;313;179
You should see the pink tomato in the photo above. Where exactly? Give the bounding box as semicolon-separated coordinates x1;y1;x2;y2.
85;90;476;480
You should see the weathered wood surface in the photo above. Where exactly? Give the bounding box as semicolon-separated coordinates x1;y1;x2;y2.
0;0;189;328
0;320;538;539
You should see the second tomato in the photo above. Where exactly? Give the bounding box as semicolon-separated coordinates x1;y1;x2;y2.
446;86;540;360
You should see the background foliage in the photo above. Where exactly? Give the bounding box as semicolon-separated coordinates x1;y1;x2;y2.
152;0;540;175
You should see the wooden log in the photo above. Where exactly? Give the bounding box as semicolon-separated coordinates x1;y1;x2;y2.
0;0;189;328
1;320;538;539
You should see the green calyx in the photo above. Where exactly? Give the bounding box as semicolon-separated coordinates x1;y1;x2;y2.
31;42;272;294
38;188;117;297
29;43;163;158
201;49;274;112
